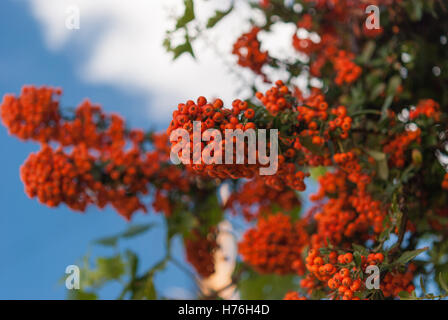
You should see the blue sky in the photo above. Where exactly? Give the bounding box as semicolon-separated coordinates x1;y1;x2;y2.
0;0;194;299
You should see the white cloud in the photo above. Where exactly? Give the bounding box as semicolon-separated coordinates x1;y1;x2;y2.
27;0;299;124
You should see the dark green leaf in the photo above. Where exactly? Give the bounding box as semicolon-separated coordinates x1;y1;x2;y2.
365;149;386;161
176;0;195;29
359;41;376;64
238;268;299;299
365;149;389;180
96;255;126;281
126;250;139;280
172;38;195;60
354;252;362;267
93;223;155;247
352;244;369;256
398;291;411;300
370;82;386;101
387;75;402;97
394;247;428;266
420;276;427;295
206;5;233;28
377;158;389;180
132;275;157;300
406;0;423;21
93;236;119;247
439;273;448;293
381;95;394;120
122;223;155;239
68;290;98;300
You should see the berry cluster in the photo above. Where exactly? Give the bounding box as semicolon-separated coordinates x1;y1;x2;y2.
409;99;441;122
328;106;352;139
308;168;385;249
283;291;307;300
383;129;421;168
238;213;308;275
255;83;352;163
303;248;412;300
332;50;362;86
184;229;218;278
225;177;301;221
1;86;61;143
255;80;292;116
232;27;269;80
2;86;194;220
381;265;416;298
167;96;261;180
305;250;364;300
292;33;320;55
20;145;94;211
442;173;448;190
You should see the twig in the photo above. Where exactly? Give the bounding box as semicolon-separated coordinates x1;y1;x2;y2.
389;194;408;256
170;256;200;282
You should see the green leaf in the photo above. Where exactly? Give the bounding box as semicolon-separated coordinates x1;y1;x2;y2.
406;0;423;21
365;149;386;161
238;268;299;299
354;252;362;267
132;275;157;300
176;0;195;29
394;247;428;266
206;6;233;28
319;247;332;255
380;75;401;120
364;149;389;180
352;244;369;256
122;223;155;238
172;37;195;60
125;250;139;280
370;82;386;101
386;75;402;97
197;195;224;230
380;95;394;120
359;41;376;64
68;290;98;300
93;223;155;247
398;291;411;300
93;236;119;247
420;276;427;295
96;255;126;281
439;273;448;293
377;158;389;180
167;209;197;240
310;166;327;180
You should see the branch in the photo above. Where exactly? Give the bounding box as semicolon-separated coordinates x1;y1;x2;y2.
389;194;409;256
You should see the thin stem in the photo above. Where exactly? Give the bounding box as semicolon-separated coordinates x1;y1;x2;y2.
170;256;199;281
389;195;408;256
350;110;382;117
